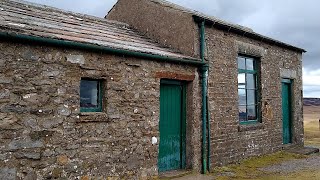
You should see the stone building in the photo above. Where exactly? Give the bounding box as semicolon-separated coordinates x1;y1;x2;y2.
0;0;305;179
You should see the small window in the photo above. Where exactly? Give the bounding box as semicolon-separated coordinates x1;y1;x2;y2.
237;56;259;124
80;79;103;112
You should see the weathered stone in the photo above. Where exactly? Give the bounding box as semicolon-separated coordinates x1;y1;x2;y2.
31;79;53;86
0;75;12;84
2;104;29;113
8;138;43;150
0;89;10;99
52;168;62;178
42;53;55;64
0;58;5;67
65;162;78;173
22;93;49;105
57;155;69;165
81;175;90;180
127;156;140;170
281;68;297;79
41;117;63;129
42;70;60;78
57;106;71;116
135;144;143;155
0;168;16;180
30;108;53;115
30;130;54;140
0;153;7;161
23;118;39;129
66;55;85;65
0;113;20;129
15;151;41;160
108;114;120;119
57;87;66;95
23;50;39;61
25;171;37;180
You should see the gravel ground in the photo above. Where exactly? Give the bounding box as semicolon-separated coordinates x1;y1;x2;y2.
260;154;320;173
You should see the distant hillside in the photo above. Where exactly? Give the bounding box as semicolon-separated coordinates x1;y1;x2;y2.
304;98;320;106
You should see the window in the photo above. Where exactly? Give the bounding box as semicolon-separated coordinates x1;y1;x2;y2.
238;56;259;123
80;79;103;112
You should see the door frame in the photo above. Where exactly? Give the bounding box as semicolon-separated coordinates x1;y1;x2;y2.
158;79;187;172
281;78;293;144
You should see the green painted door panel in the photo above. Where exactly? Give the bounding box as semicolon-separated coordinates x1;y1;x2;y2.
282;80;292;144
158;81;185;172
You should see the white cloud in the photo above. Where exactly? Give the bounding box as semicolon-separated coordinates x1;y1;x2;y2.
303;68;320;86
303;68;320;97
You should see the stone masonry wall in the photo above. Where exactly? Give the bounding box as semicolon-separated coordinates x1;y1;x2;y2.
105;0;304;171
107;0;200;58
0;40;202;179
205;27;304;168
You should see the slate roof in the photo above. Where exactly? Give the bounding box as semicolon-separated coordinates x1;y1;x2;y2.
149;0;306;53
0;0;199;60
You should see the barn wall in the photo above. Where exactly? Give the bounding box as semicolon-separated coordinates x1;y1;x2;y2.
0;40;202;179
205;27;304;168
107;0;200;58
106;0;304;172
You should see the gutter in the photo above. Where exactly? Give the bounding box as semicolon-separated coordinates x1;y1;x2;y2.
0;32;206;66
193;16;306;53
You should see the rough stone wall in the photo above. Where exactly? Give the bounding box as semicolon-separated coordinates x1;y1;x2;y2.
106;0;304;172
0;40;202;179
205;27;304;168
106;0;200;58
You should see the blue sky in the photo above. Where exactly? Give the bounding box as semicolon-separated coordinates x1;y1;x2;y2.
26;0;320;97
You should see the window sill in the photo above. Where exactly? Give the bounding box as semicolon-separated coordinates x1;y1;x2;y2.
238;122;264;132
77;112;108;123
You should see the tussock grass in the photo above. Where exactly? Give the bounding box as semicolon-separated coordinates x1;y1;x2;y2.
260;170;320;180
304;108;320;148
213;151;305;179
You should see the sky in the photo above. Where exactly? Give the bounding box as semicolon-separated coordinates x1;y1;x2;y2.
26;0;320;97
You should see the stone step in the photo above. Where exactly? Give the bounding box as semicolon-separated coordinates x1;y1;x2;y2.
159;170;193;179
286;146;320;155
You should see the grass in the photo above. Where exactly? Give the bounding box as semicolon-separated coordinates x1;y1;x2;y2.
304;106;320;148
304;120;320;148
212;151;306;179
259;170;320;180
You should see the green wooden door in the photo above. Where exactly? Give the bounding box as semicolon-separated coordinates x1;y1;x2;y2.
158;80;186;172
282;79;292;144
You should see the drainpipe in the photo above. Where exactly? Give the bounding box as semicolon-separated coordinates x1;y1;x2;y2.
207;94;211;172
200;20;209;174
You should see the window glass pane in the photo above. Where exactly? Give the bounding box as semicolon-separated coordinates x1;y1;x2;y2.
238;57;246;70
246;58;254;70
246;74;256;89
247;105;257;120
238;89;246;106
80;80;99;108
247;90;256;105
239;106;247;122
238;73;245;89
